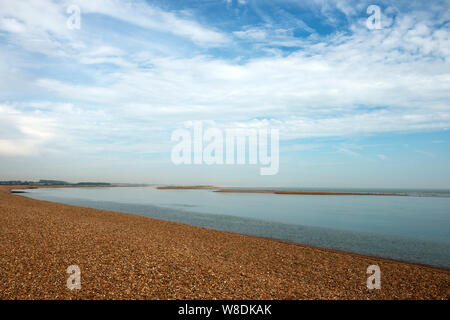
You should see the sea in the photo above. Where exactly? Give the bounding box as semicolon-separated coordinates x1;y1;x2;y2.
19;186;450;268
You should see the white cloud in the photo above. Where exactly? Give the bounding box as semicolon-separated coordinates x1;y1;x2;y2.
0;0;228;60
0;0;449;158
415;150;436;158
0;105;55;156
74;0;229;46
0;17;27;33
234;28;268;41
31;28;450;140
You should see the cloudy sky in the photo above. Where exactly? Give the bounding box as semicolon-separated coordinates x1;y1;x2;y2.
0;0;449;188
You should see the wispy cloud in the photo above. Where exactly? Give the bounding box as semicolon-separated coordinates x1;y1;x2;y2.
0;104;55;156
415;149;436;158
75;0;229;46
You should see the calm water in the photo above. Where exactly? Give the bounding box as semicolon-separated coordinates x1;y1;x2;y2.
20;187;450;268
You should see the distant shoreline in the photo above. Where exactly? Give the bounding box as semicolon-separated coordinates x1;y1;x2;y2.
155;186;407;195
156;185;221;190
214;189;407;196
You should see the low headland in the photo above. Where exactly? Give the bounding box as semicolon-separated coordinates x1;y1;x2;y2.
214;189;407;196
155;185;406;196
0;185;448;299
156;185;220;190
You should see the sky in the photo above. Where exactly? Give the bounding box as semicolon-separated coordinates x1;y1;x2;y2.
0;0;449;188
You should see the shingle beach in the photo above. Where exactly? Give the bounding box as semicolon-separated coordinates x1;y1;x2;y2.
0;186;448;299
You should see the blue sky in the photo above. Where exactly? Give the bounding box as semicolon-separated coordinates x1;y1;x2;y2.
0;0;449;188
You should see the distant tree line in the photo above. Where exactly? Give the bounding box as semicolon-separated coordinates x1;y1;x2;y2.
0;180;111;186
0;180;35;185
75;182;111;186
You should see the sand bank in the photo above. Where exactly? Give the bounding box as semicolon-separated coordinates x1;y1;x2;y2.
157;186;220;190
214;189;406;196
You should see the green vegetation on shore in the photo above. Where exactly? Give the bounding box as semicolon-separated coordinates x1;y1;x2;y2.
0;179;111;186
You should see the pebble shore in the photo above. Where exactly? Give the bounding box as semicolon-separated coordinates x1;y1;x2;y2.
0;186;448;299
